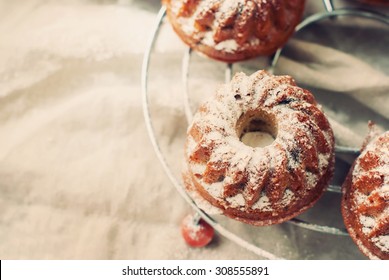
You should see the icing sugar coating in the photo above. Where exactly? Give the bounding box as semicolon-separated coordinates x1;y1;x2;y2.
342;131;389;259
163;0;305;62
183;70;335;225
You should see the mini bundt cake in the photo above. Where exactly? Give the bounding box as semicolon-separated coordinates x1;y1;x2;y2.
342;131;389;260
183;70;335;225
163;0;305;62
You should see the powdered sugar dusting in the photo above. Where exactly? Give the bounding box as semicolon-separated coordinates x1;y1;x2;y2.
226;193;246;207
214;39;239;52
204;181;223;199
319;154;329;172
305;172;318;189
372;236;389;253
182;215;203;241
381;184;389;194
252;194;271;211
166;0;305;57
190;163;206;176
359;215;376;234
280;189;295;206
344;131;389;258
355;192;368;205
184;70;334;224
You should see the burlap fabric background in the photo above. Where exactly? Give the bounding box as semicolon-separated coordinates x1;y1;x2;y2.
0;0;387;259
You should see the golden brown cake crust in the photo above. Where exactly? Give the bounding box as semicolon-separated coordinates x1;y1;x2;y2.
162;0;305;62
342;131;389;260
183;70;335;226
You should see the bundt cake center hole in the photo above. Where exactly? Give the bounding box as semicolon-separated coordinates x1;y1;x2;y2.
238;110;277;148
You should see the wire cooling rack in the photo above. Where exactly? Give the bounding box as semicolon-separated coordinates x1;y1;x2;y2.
141;0;389;259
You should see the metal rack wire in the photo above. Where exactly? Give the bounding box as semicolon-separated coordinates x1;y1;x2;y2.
141;1;389;259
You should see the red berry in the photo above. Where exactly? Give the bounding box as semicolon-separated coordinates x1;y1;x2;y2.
181;214;214;247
